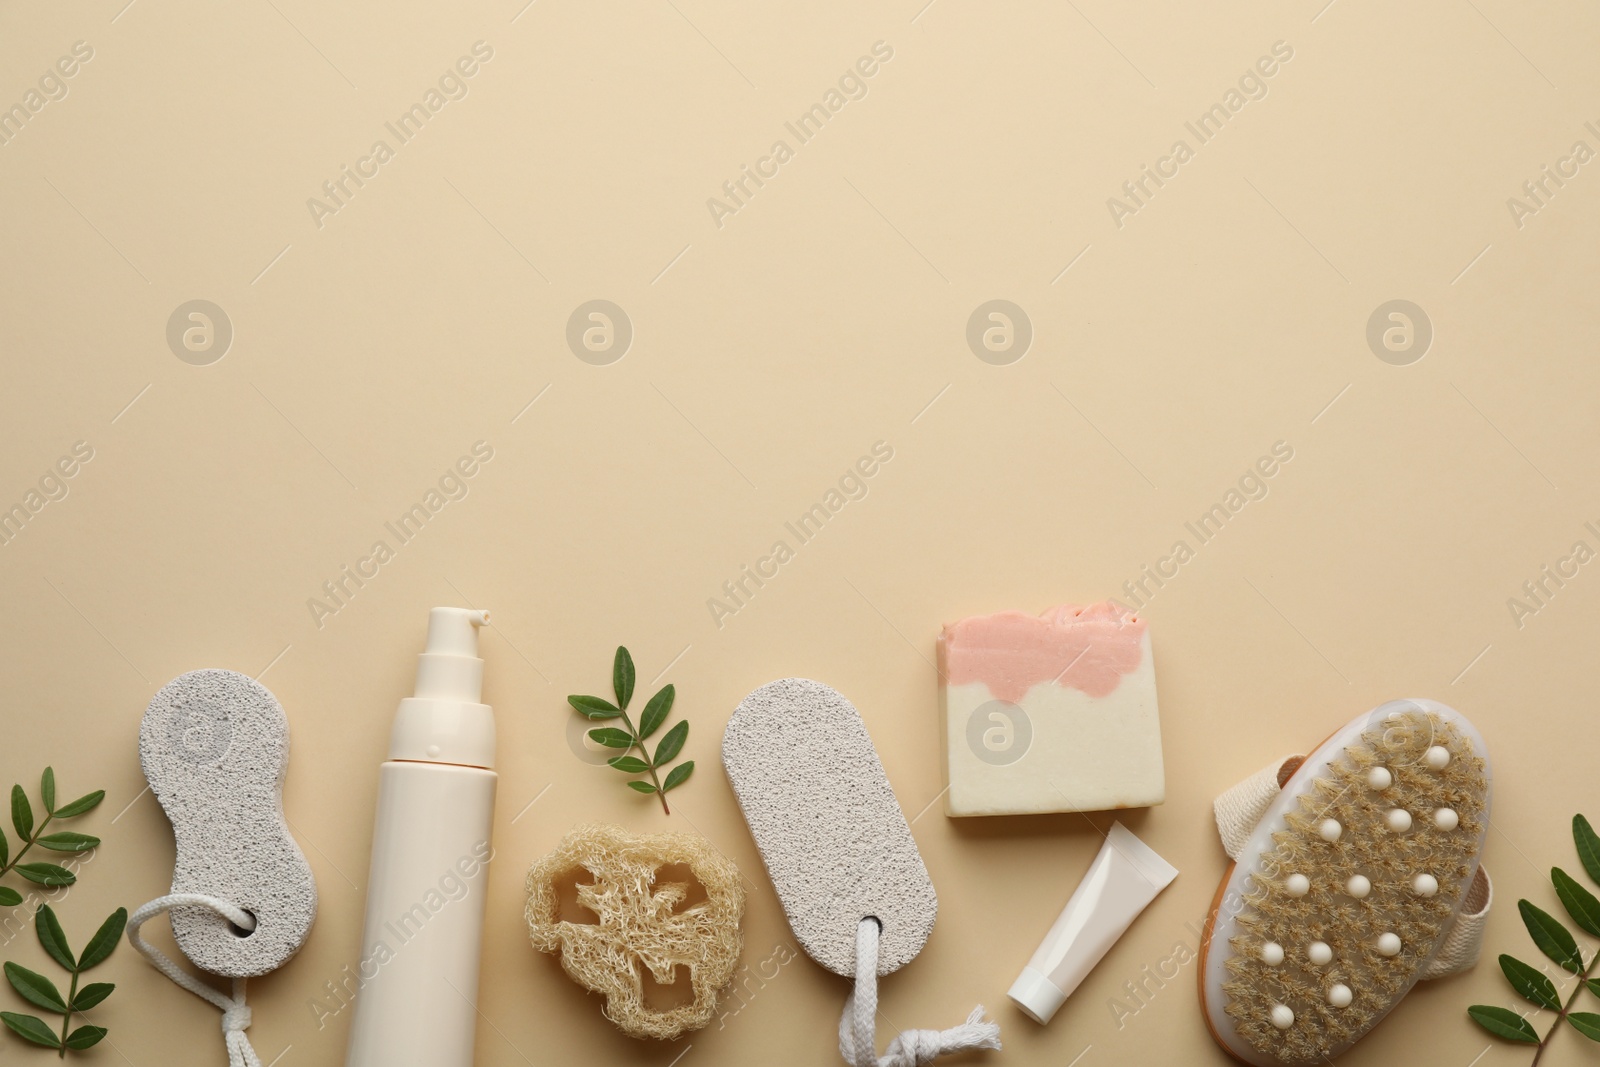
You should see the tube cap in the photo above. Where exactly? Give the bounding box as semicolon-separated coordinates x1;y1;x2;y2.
1008;966;1067;1025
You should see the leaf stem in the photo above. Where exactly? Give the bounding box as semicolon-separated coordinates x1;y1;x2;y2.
1530;946;1600;1067
616;709;670;815
58;968;77;1058
0;812;54;881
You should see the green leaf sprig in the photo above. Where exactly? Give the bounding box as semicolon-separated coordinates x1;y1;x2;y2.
1468;814;1600;1063
568;646;693;815
0;771;105;908
1;904;126;1056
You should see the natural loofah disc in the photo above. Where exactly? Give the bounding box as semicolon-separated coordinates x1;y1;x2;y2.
524;825;745;1040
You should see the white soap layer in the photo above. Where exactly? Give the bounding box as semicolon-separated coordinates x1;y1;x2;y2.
942;631;1164;816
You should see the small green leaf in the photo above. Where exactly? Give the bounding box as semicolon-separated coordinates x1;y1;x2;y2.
64;1024;107;1050
1588;978;1600;1000
50;791;104;819
71;983;113;1012
1521;899;1583;973
1499;955;1559;1010
35;832;98;855
39;769;55;815
662;761;694;792
77;908;127;971
11;785;33;842
568;695;621;720
654;721;688;766
1468;1005;1540;1043
587;728;634;749
0;826;8;868
613;646;635;710
4;962;67;1014
36;906;74;973
1;1011;61;1048
626;781;657;794
12;863;73;888
1554;867;1600;938
1576;815;1600;887
1569;1013;1600;1042
0;888;21;907
638;685;674;741
607;757;649;774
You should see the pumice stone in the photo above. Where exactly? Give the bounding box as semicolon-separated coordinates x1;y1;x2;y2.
139;670;317;977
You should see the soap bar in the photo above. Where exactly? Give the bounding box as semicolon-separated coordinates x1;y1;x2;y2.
939;602;1164;817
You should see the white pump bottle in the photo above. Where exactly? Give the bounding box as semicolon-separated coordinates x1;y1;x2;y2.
346;607;496;1067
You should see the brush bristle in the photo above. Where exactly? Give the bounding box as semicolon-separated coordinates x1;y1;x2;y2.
1221;709;1487;1063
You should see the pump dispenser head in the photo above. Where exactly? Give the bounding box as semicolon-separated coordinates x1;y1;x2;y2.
427;607;488;655
414;608;489;702
390;607;496;767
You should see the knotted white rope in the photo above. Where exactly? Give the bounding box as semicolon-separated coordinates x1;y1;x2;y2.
127;894;263;1067
838;918;1000;1067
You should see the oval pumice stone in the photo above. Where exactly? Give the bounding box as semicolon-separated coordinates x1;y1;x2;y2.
723;678;937;977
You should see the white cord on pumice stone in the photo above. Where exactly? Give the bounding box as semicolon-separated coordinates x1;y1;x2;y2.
838;918;1001;1067
127;894;264;1067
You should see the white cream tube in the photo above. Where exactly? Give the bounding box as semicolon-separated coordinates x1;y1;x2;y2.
1008;821;1178;1024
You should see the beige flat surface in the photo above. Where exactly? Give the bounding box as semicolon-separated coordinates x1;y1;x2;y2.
2;1;1598;1065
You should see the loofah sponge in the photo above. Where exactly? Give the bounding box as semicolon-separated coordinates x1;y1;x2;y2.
524;825;745;1040
1200;699;1492;1065
139;669;317;977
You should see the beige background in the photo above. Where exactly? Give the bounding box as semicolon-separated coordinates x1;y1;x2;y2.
2;0;1599;1064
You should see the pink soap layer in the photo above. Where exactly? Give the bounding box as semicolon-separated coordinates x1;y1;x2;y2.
938;601;1146;702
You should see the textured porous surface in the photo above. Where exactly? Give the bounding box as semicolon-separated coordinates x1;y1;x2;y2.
722;677;937;977
140;669;317;977
524;825;745;1040
1221;706;1489;1064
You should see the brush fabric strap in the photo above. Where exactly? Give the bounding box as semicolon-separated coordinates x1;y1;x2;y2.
1214;757;1492;980
127;894;264;1067
1418;866;1492;979
1214;755;1302;861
